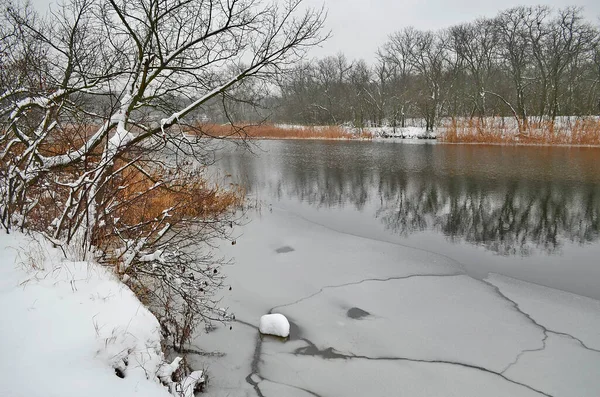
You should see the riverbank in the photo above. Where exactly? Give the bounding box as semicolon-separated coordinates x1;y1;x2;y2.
193;119;600;146
441;117;600;146
194;124;372;140
0;232;202;397
0;233;168;396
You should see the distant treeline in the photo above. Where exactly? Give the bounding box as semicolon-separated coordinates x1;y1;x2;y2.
265;6;600;131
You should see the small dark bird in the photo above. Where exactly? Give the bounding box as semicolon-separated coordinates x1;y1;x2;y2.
231;240;236;245
229;286;232;291
229;326;232;330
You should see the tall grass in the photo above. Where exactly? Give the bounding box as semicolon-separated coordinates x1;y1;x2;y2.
192;123;372;140
91;163;243;251
114;166;244;228
441;117;600;145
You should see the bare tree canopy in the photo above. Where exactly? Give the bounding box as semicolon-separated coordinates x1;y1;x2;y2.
1;0;325;232
0;0;326;356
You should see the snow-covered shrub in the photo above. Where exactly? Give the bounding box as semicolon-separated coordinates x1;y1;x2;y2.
93;163;243;351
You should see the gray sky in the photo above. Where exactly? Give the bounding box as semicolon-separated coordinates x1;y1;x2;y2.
303;0;600;60
31;0;600;61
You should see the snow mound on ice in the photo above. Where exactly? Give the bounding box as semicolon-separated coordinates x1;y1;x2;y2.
259;313;290;338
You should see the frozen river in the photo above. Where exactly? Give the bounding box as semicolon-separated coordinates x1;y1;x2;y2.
191;140;600;397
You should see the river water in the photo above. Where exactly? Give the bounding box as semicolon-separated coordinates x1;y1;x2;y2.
193;140;600;397
219;140;600;299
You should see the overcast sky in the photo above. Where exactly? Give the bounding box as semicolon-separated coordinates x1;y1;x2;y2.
31;0;600;61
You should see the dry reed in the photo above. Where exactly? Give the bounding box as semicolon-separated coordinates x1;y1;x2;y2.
191;123;372;140
114;166;244;228
441;117;600;146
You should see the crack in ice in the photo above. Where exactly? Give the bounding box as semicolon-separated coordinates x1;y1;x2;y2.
482;278;600;368
501;332;549;374
258;376;324;397
238;318;322;397
270;273;462;313
289;347;555;397
245;329;265;397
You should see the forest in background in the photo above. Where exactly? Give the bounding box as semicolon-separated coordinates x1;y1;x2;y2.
208;5;600;137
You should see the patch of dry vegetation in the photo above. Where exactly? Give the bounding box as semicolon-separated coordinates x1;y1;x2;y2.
95;163;244;253
8;148;246;350
193;123;372;140
114;166;243;229
12;153;244;260
441;117;600;146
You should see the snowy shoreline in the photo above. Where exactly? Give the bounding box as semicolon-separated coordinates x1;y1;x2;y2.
245;135;600;148
0;233;202;397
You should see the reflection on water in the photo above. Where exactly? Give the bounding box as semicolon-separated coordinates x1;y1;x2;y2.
377;176;600;256
220;140;600;257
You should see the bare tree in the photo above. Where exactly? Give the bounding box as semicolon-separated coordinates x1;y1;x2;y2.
545;7;598;121
495;7;534;131
347;59;372;127
405;29;450;132
594;39;600;114
314;54;352;124
449;18;498;122
1;0;325;353
382;27;419;128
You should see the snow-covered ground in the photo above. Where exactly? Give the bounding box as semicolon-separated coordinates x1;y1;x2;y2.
278;115;600;141
0;233;195;397
273;123;435;139
190;206;600;397
364;125;435;139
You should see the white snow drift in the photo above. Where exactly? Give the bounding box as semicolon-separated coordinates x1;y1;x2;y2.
0;232;200;397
